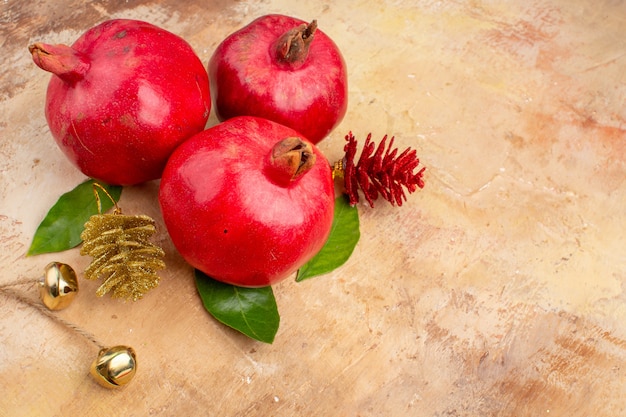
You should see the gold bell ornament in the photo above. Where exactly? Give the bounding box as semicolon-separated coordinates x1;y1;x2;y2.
0;262;137;389
38;261;79;310
1;262;79;310
91;345;138;388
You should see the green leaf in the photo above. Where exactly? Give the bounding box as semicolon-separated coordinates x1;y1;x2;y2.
296;195;360;282
195;270;280;344
27;179;122;256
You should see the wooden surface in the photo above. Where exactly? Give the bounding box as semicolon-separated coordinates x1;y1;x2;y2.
1;1;625;416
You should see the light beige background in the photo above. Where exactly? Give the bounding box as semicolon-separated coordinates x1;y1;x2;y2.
1;1;625;416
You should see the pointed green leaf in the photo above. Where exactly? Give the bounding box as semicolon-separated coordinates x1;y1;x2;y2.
195;270;280;344
296;195;360;282
27;179;122;256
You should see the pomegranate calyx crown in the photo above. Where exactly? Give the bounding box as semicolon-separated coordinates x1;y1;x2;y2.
274;20;318;67
267;137;317;186
29;43;90;84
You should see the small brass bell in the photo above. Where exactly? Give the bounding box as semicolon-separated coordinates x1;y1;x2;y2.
38;262;79;310
90;345;137;388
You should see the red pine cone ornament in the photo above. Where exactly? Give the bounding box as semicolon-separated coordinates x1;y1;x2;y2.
335;132;426;207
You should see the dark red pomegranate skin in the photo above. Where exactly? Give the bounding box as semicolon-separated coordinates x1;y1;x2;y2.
159;116;335;287
30;19;211;185
208;14;348;144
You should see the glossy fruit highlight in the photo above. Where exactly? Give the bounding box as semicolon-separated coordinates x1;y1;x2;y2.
29;19;211;185
159;116;335;287
208;14;348;144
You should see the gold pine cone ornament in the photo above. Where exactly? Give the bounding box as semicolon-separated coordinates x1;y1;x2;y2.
80;184;165;301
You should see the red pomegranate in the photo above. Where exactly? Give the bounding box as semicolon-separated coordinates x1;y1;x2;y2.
208;14;348;144
29;19;211;185
159;116;335;287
